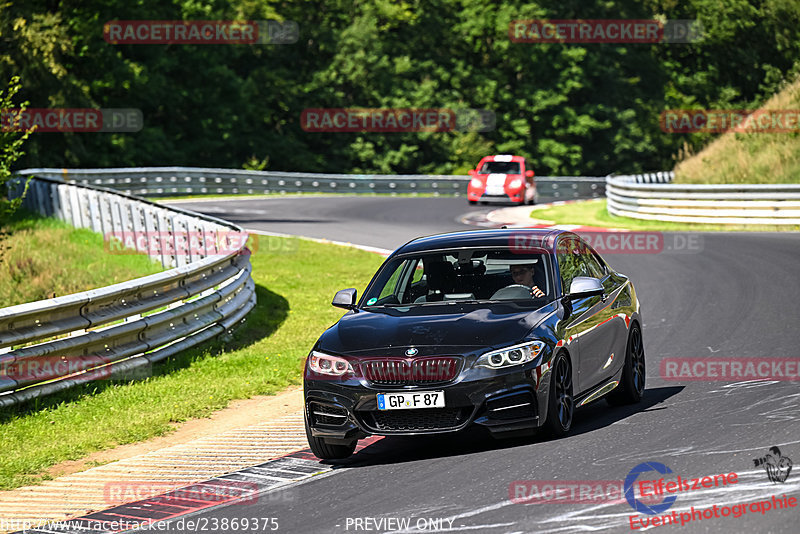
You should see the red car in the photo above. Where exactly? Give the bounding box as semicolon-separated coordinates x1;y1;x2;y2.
467;155;536;205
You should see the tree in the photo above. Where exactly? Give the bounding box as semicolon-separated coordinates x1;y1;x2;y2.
0;76;33;224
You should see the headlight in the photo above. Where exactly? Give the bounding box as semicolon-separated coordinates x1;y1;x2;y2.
509;179;523;189
474;341;545;369
470;178;483;188
308;351;353;376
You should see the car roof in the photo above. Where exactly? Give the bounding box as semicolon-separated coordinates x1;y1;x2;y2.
394;228;571;255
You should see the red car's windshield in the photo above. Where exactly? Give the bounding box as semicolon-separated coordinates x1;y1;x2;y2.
479;161;521;174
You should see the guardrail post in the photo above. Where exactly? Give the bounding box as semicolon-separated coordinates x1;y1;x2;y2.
86;190;102;233
143;206;162;266
110;196;123;234
57;184;72;224
34;179;47;215
157;211;174;268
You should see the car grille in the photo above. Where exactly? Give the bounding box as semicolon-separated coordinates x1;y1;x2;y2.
360;407;471;432
360;357;461;386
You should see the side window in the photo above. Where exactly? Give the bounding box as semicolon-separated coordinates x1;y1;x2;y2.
583;249;606;279
557;238;605;293
411;262;424;284
378;262;406;299
557;238;582;294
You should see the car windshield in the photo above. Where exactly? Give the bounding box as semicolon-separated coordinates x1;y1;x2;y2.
362;248;554;307
479;161;521;174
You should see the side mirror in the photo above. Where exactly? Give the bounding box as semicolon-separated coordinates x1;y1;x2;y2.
525;170;534;178
332;288;357;309
567;277;604;299
468;169;477;176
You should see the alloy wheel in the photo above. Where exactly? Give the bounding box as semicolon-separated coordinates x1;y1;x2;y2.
555;356;574;428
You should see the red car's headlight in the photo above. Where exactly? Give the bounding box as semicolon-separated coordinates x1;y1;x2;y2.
470;178;484;188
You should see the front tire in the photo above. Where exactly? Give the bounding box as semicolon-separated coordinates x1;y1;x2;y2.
468;200;477;205
544;352;574;437
304;411;357;460
607;323;646;405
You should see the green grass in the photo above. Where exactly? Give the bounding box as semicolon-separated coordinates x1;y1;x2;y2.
530;199;800;231
0;210;164;307
0;235;384;490
673;78;800;184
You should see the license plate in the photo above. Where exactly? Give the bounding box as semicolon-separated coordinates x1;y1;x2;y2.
377;391;445;410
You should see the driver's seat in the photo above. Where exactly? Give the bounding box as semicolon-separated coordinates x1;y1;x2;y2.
417;261;456;302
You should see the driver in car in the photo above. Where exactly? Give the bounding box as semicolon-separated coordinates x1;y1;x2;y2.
510;264;545;298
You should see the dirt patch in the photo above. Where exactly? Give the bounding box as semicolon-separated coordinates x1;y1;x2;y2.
43;386;304;480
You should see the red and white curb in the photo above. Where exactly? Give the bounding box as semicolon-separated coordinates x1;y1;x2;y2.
12;437;384;534
461;200;628;233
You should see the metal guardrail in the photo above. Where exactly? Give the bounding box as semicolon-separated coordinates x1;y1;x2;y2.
17;168;607;201
0;176;256;407
607;174;800;224
611;171;675;184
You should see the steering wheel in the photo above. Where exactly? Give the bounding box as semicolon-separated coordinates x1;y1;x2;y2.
490;284;533;300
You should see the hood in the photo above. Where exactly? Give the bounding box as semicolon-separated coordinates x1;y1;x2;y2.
316;302;556;356
476;173;524;190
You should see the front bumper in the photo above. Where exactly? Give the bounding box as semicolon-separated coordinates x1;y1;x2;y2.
468;189;526;204
305;361;552;439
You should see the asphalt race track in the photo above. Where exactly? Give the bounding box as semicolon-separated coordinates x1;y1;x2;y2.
168;196;479;250
153;196;800;533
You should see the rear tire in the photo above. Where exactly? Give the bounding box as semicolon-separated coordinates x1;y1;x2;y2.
304;411;357;460
607;323;646;405
544;352;574;437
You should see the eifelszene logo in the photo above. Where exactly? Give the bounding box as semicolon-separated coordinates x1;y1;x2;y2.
624;462;677;515
753;446;792;483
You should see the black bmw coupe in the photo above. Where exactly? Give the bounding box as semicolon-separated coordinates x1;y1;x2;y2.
303;228;645;459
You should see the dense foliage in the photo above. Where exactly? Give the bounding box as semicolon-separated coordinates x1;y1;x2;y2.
0;77;32;222
2;0;799;175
